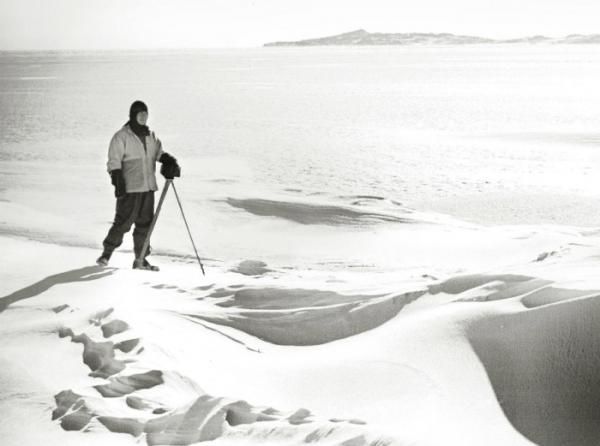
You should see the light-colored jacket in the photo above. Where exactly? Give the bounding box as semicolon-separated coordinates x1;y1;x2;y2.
107;125;164;193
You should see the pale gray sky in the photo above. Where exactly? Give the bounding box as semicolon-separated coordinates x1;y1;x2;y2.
1;0;598;50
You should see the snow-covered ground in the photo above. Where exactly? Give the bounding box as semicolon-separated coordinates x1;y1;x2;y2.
3;214;600;445
3;46;600;446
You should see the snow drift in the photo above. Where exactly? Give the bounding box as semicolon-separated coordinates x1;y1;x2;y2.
2;220;600;445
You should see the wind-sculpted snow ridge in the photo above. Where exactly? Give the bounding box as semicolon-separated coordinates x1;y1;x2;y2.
6;233;600;446
189;286;426;345
52;306;394;445
416;270;600;446
226;197;416;226
465;283;600;446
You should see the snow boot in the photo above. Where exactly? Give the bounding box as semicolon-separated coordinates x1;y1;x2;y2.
133;259;160;272
96;254;110;266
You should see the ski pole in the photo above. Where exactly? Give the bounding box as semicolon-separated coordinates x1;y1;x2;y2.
135;179;172;268
171;181;206;276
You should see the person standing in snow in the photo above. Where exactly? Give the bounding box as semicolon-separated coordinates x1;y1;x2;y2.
96;100;180;271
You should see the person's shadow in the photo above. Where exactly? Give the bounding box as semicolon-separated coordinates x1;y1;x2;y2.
0;266;116;313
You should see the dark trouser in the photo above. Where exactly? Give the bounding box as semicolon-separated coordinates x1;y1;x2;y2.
102;191;155;259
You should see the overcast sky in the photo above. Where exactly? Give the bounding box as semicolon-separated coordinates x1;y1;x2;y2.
1;0;598;50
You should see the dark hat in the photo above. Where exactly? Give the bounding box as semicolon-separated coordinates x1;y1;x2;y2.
129;100;148;121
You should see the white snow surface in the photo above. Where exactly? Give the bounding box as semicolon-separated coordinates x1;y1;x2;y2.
4;47;600;446
3;217;600;446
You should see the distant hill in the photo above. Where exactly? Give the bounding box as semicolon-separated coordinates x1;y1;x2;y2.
264;29;600;46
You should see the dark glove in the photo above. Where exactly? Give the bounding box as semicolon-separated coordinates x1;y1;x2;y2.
110;169;126;198
159;152;177;165
159;152;181;179
160;162;181;179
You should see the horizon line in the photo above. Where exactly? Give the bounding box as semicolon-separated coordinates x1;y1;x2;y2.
3;29;600;52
